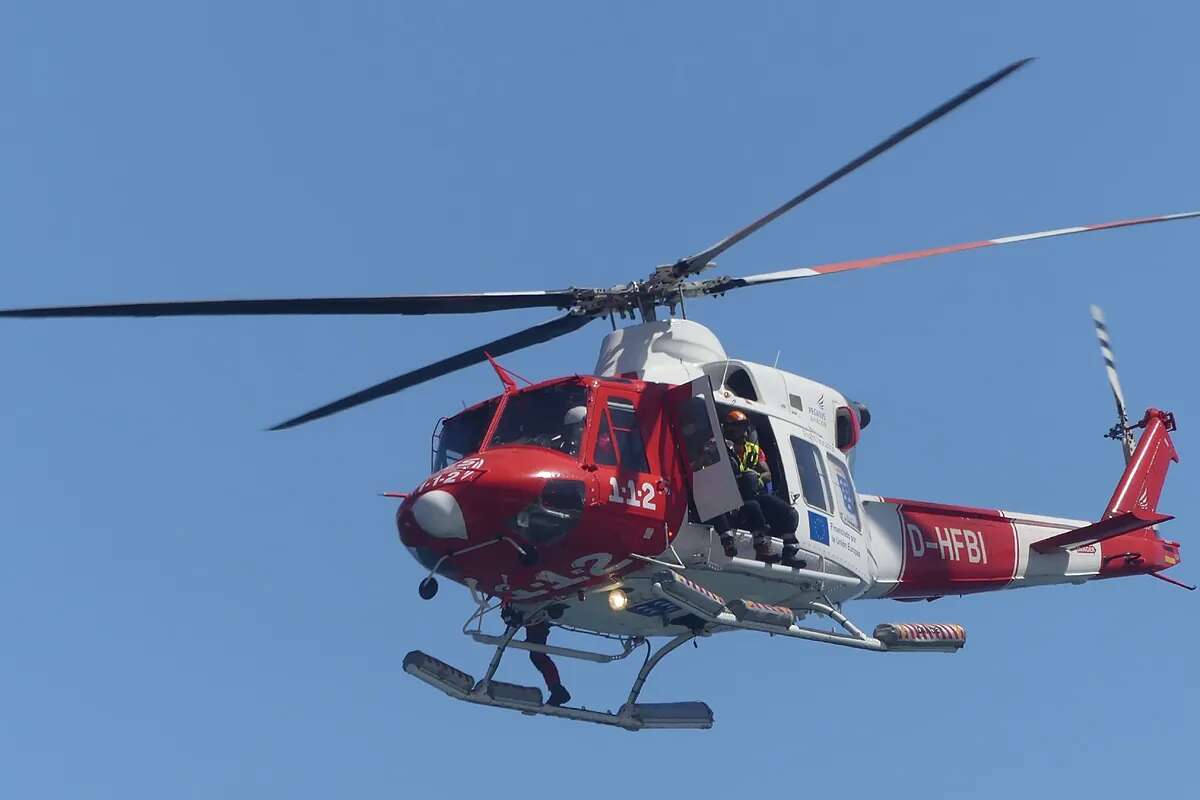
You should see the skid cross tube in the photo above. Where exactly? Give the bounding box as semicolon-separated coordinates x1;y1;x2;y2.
477;624;520;690
624;633;696;707
470;632;644;663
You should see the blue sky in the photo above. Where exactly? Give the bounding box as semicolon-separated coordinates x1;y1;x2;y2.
2;2;1196;797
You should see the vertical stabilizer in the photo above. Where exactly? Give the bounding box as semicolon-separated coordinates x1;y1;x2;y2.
1103;408;1178;520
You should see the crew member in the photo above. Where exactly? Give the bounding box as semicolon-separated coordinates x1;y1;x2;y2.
526;621;571;706
722;410;803;567
555;405;588;455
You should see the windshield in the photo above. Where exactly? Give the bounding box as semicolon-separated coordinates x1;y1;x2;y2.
489;382;589;457
433;398;500;471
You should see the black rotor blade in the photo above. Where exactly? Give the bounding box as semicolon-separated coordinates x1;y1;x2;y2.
679;58;1033;272
0;291;578;319
269;313;594;430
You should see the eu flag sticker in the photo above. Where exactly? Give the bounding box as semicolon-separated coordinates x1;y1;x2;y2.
808;511;830;546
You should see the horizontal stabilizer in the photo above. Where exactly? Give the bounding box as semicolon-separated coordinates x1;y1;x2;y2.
1032;509;1173;553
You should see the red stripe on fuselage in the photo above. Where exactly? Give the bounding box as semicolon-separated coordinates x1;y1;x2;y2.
888;497;1019;598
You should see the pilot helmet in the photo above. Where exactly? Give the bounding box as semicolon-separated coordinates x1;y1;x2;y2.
563;405;587;426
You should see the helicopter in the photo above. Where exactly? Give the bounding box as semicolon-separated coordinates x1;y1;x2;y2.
3;58;1195;731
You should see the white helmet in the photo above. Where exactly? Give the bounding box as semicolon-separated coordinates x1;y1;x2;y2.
563;405;587;426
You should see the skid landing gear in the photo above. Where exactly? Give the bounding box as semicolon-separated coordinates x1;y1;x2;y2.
404;626;713;731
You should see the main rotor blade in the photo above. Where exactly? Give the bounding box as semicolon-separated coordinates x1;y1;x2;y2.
1090;304;1135;462
269;313;593;430
0;291;579;319
707;211;1200;292
678;58;1033;272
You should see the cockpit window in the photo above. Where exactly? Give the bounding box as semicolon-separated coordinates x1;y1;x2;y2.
594;413;618;466
434;398;500;471
594;398;650;472
489;382;589;456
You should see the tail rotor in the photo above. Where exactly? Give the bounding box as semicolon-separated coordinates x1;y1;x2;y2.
1089;305;1135;463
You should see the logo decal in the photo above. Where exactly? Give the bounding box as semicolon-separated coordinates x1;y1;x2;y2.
628;598;681;617
808;510;830;546
808;393;828;426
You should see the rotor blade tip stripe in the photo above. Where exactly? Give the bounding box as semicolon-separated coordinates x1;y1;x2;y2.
725;210;1200;291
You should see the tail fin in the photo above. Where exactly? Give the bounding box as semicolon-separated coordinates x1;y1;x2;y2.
1103;408;1178;519
1032;408;1178;553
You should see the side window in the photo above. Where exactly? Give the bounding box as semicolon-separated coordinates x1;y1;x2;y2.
825;453;861;531
594;398;650;472
594;413;618;466
790;436;831;513
677;396;721;469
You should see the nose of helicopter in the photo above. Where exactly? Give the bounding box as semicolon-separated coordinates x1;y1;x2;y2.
397;446;657;601
399;449;589;555
410;489;469;540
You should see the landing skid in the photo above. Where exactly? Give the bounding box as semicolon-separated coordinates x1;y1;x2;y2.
405;570;968;730
404;627;713;731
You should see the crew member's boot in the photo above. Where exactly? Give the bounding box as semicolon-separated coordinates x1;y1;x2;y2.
547;684;571;707
753;532;779;564
780;535;806;569
719;533;738;558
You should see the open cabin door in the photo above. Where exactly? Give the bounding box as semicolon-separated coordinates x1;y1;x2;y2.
665;376;743;523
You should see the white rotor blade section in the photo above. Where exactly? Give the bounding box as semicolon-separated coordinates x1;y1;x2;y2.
721;211;1200;288
1090;304;1128;415
1090;304;1135;462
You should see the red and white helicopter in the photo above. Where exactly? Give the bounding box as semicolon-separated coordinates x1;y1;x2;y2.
4;59;1194;731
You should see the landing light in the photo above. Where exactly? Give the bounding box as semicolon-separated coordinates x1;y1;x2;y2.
608;588;629;612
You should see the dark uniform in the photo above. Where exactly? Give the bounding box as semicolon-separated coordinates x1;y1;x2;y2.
526;622;571;707
724;417;803;566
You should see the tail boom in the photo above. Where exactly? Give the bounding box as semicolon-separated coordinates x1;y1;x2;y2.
862;409;1182;599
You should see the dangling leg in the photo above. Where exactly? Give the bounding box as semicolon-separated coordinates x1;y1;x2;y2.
713;512;738;557
741;500;777;563
526;622;571;707
758;494;805;567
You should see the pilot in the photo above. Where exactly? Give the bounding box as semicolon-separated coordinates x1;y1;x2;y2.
556;405;588;456
722;410;803;567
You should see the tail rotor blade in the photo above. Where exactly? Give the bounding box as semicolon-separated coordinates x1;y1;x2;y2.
1090;304;1134;462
